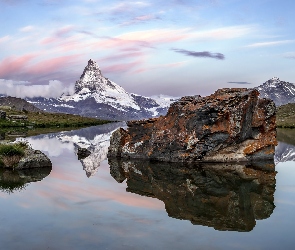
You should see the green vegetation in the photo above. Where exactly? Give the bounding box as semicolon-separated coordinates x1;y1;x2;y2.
276;103;295;128
0;142;27;168
0;106;110;129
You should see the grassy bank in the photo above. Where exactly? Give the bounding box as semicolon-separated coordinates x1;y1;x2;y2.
276;103;295;128
0;107;110;129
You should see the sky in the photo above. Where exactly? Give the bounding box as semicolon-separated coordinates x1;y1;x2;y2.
0;0;295;98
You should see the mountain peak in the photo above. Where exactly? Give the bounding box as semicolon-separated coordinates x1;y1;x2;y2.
75;59;103;92
87;59;100;70
270;77;280;81
255;77;295;106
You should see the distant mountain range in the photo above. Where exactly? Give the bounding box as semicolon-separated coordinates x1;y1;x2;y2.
1;62;294;121
25;59;177;121
25;73;295;120
255;77;295;106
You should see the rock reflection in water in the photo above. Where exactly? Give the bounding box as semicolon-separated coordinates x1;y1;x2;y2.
0;167;52;194
109;159;276;232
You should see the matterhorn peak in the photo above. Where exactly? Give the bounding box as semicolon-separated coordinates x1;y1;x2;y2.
87;59;101;71
270;77;280;81
74;59;104;92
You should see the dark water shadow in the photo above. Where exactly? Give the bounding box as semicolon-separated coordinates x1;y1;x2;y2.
109;159;276;232
0;167;52;194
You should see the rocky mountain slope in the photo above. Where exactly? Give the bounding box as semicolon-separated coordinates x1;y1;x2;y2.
0;96;41;112
255;77;295;106
26;60;177;121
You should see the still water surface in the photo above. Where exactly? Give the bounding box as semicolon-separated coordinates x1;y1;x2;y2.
0;124;294;249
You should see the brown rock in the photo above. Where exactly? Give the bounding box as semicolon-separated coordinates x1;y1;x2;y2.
108;88;277;162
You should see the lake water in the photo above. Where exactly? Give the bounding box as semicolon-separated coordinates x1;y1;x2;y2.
0;124;294;250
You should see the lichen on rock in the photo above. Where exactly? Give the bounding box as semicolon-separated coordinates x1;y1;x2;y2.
108;88;277;162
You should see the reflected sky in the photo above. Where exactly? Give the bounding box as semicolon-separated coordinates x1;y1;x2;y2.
0;125;294;249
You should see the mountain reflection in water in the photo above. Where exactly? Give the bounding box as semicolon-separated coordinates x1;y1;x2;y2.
109;159;276;232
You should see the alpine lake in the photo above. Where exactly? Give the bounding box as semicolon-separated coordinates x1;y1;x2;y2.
0;123;294;250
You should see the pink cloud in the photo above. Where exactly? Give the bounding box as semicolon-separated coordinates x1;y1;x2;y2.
134;61;187;73
41;36;59;45
27;54;81;75
102;60;143;74
93;37;153;50
0;53;37;78
55;25;74;37
100;51;145;63
40;25;75;45
0;35;11;43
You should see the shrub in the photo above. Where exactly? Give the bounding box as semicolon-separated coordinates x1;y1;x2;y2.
0;144;25;168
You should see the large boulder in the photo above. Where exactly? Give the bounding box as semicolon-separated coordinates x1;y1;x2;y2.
108;88;277;162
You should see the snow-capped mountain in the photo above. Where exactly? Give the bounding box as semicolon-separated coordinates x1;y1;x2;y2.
255;77;295;106
26;59;177;120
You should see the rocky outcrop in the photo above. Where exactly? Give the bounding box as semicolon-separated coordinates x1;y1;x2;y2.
16;148;52;169
7;115;28;121
109;159;276;232
0;141;52;169
0;96;41;112
108;88;277;162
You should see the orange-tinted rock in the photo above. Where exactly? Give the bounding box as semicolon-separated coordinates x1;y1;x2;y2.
108;88;277;162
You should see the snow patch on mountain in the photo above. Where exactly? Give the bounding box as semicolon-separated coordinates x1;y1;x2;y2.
151;94;179;108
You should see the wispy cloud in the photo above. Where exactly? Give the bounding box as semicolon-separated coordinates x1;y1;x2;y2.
192;25;254;41
245;40;294;48
19;25;35;33
134;61;187;73
121;14;161;26
228;81;252;84
0;35;10;43
0;53;81;84
172;48;225;60
283;52;295;59
102;60;142;74
108;1;150;14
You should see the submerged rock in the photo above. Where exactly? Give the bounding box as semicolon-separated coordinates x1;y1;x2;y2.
108;159;276;232
108;88;277;162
